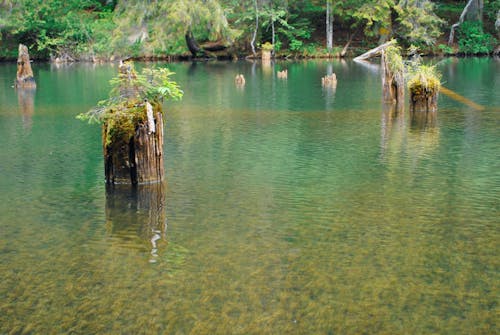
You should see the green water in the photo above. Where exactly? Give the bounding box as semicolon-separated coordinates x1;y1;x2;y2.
0;58;498;334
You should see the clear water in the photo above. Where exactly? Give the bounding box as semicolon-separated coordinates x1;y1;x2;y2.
0;58;498;334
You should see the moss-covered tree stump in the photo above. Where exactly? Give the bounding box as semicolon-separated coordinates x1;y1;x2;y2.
15;44;36;89
409;76;440;113
407;65;440;113
103;101;164;184
78;61;183;185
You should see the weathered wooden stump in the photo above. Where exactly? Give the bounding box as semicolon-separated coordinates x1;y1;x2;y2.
277;69;288;79
15;44;36;89
103;63;165;185
321;73;337;88
381;47;404;104
408;74;440;113
234;73;246;86
103;101;164;185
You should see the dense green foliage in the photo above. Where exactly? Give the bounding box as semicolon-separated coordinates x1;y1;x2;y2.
0;0;498;59
457;21;496;54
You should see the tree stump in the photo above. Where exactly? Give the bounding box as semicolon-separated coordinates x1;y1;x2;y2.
103;103;164;185
103;63;165;185
15;44;36;89
409;75;439;113
381;50;404;104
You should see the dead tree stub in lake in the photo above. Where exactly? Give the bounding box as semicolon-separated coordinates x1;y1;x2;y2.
15;44;36;89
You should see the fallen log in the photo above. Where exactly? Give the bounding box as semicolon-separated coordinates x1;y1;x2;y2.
353;40;396;62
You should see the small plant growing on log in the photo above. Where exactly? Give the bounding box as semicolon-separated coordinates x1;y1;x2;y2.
78;61;183;184
407;64;441;98
77;62;183;144
407;63;441;112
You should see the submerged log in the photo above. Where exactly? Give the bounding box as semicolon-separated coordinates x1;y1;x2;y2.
15;44;36;89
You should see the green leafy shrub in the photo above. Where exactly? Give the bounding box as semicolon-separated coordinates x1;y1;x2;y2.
438;44;455;55
457;21;496;55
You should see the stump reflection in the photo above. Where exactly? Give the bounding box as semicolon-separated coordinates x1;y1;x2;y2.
105;182;167;262
410;109;437;130
17;87;35;130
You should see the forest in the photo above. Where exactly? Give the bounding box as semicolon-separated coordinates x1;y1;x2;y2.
0;0;499;61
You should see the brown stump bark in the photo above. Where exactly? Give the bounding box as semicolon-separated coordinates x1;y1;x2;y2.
15;44;36;89
409;89;439;113
381;51;404;104
103;108;164;185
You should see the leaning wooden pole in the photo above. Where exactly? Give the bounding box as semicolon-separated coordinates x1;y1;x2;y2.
15;44;36;89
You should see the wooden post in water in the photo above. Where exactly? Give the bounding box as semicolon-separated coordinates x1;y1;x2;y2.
15;44;36;89
103;63;165;185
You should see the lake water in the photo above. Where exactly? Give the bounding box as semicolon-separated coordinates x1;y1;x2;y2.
0;58;498;334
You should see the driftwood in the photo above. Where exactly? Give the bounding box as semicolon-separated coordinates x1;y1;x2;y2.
353;40;396;62
15;44;36;89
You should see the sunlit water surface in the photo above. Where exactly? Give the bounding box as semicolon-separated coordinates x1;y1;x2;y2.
0;58;498;334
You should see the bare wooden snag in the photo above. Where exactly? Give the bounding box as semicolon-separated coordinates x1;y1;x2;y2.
15;44;36;89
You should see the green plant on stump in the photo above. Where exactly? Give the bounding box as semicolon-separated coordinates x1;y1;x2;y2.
407;64;441;97
384;43;404;75
77;62;183;145
407;64;441;112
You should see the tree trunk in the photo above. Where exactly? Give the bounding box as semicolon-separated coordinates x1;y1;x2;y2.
251;0;259;57
326;1;333;50
185;30;203;57
353;40;396;62
448;0;483;45
15;44;36;89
